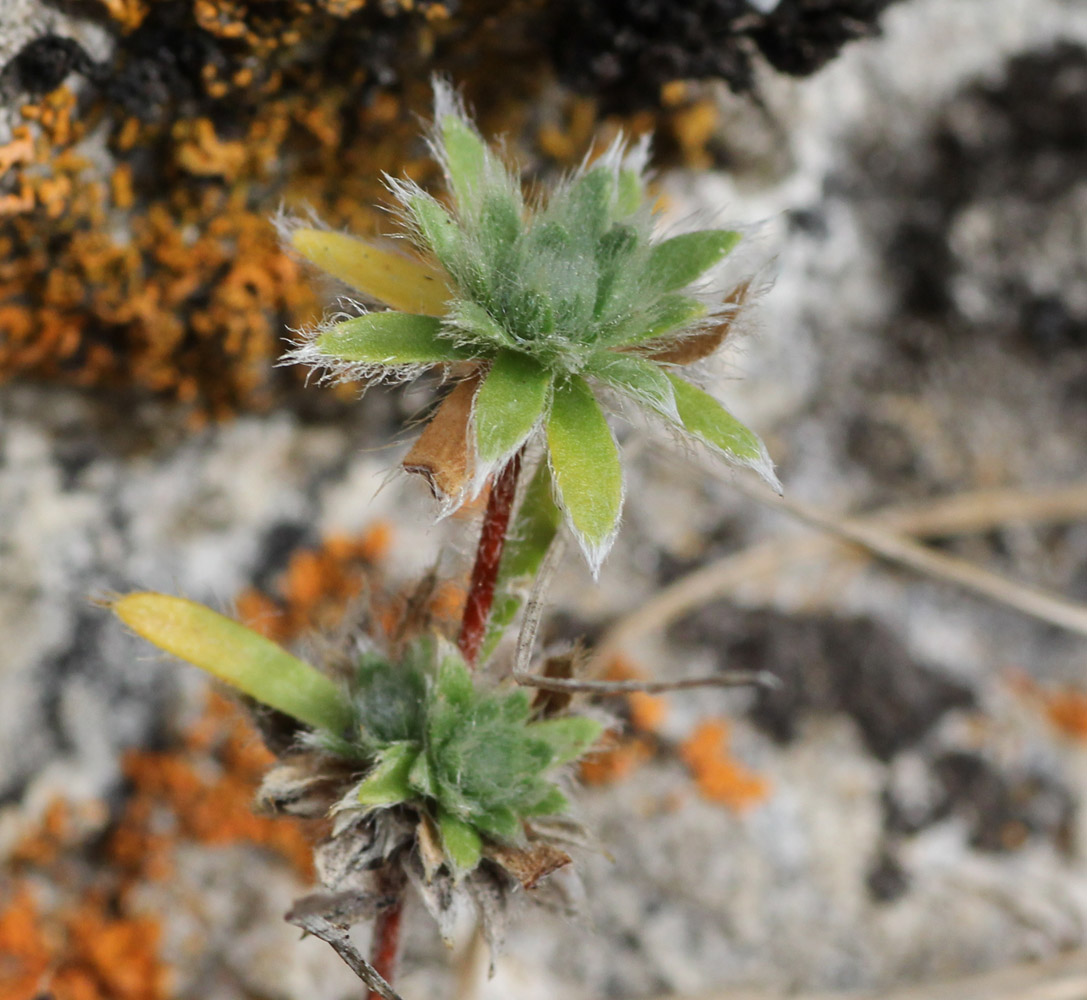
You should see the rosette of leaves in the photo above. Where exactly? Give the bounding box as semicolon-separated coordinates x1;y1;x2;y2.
316;636;600;873
111;593;600;879
285;81;778;572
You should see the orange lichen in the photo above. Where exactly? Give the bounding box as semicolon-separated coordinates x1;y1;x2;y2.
680;720;769;811
606;654;668;734
114;702;314;879
51;905;169;1000
0;2;723;418
2;687;313;1000
0;887;50;1000
237;522;394;643
579;730;654;786
576;656;665;785
1042;687;1087;741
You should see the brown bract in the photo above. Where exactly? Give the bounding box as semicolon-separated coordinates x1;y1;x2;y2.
402;374;481;503
642;281;750;365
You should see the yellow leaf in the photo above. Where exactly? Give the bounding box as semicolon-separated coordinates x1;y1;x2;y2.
291;229;452;316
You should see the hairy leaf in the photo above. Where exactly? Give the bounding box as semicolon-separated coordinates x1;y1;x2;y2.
667;374;781;491
407;194;461;273
316;312;470;366
356;744;418;808
527;716;604;765
440;113;488;208
520;784;568;818
648;229;741;292
472;805;522;843
445;300;515;349
113;593;352;734
546;377;623;572
584;353;678;420
437;806;482;873
474;351;552;467
603;294;706;348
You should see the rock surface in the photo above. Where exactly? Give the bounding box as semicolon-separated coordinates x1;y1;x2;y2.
4;1;1087;998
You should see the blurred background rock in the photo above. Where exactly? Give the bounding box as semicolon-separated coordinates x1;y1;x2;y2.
3;1;1087;998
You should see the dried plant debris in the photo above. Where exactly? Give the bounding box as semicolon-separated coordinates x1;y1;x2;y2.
550;0;905;111
669;604;974;760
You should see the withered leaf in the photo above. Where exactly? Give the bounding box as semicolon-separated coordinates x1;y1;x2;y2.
402;375;479;503
484;841;572;889
643;282;750;366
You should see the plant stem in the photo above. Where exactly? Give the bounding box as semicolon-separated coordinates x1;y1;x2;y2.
366;899;403;1000
458;450;523;666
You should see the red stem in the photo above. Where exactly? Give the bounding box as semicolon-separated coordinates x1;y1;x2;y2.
366;899;403;1000
457;450;523;666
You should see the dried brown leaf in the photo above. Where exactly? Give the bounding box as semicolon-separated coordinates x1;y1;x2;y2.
484;841;572;889
402;375;480;502
643;282;749;365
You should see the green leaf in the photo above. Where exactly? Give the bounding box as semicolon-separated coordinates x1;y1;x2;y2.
113;593;352;734
408;194;461;272
564;167;614;238
472;805;522;842
353;652;427;746
440;114;488;208
480;459;562;659
356;744;418;808
434;649;474;711
437;806;482;874
445;300;515;349
527;716;603;765
520;784;568;818
408;749;436;798
603;294;706;348
499;690;533;724
667;374;781;491
583;353;678;420
315;312;471;366
615;167;642;216
648;229;741;292
473;350;553;466
546;377;623;573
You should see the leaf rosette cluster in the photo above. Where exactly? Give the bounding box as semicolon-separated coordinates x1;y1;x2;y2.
314;636;600;873
286;82;777;571
112;593;601;885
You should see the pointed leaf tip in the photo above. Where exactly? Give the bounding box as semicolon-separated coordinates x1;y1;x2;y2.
546;377;623;574
667;375;780;491
649;229;741;293
355;744;418;808
112;593;352;734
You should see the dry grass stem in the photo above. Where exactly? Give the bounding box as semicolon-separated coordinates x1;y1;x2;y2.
597;480;1087;666
654;945;1087;999
513;671;779;695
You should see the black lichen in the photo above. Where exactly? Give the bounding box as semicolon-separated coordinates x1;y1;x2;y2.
550;0;903;111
